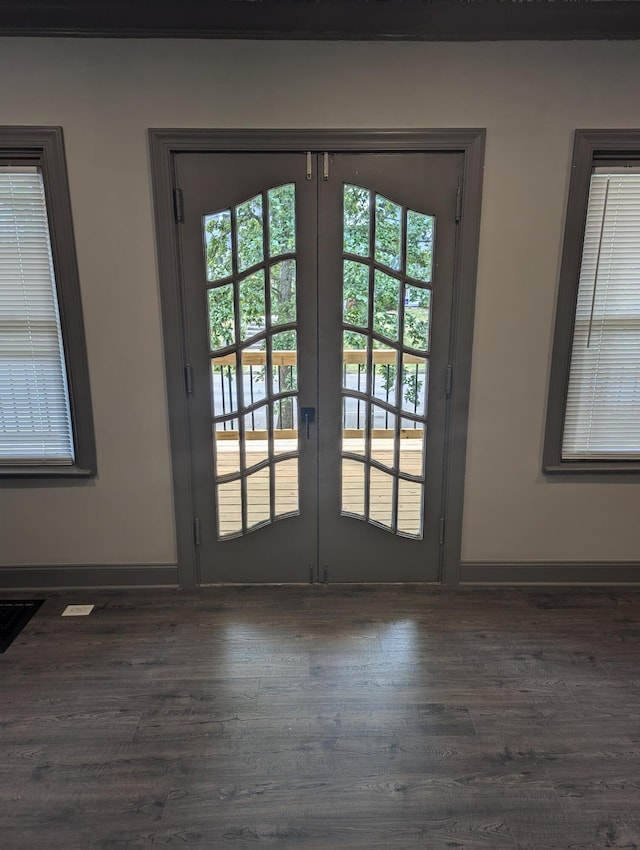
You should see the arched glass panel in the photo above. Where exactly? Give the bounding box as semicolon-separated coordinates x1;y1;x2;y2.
204;185;300;539
340;184;434;539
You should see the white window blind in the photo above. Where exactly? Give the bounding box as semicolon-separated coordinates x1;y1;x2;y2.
0;167;74;464
562;168;640;460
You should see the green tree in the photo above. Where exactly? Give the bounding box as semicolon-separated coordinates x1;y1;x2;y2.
207;186;297;427
343;185;432;406
206;182;433;420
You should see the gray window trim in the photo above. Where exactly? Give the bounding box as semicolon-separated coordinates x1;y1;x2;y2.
148;128;485;588
544;129;640;476
0;127;96;478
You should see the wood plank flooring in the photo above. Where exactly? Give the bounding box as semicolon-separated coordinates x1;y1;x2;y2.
1;586;640;849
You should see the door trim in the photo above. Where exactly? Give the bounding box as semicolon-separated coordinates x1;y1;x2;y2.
149;129;485;588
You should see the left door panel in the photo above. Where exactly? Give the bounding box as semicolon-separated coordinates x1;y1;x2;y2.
175;153;318;582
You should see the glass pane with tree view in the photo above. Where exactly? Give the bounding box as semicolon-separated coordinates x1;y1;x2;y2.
203;185;300;539
341;184;433;538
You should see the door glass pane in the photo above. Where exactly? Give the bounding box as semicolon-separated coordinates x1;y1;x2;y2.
211;354;237;417
370;399;394;435
208;284;235;350
343;331;368;390
397;479;423;538
245;438;269;471
239;346;267;409
406;210;434;283
343;185;371;257
268;184;296;257
340;183;434;541
217;479;242;539
372;341;398;406
246;467;271;529
274;458;299;517
238;271;266;341
204;210;233;281
236;194;264;272
270;260;297;327
244;407;269;469
404;286;431;352
214;427;240;477
273;397;298;453
342;358;367;398
272;331;297;392
369;467;395;530
401;354;428;417
342;397;367;455
370;408;396;471
399;419;425;478
375;194;402;271
373;270;400;341
343;260;369;327
341;458;365;518
208;185;300;541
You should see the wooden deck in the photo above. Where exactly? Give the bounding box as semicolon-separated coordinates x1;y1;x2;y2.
214;436;424;538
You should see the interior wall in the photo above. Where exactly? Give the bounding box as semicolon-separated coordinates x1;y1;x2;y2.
0;38;639;572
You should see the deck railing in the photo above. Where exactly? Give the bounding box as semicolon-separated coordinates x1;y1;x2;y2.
211;350;425;439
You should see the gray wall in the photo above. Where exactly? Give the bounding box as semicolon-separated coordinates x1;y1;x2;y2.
1;38;639;576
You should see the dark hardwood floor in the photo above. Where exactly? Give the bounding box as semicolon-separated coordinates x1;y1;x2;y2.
1;585;640;849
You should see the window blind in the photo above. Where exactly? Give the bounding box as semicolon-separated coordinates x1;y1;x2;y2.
562;168;640;460
0;167;74;464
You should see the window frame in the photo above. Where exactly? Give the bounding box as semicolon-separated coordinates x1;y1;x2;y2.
0;126;96;477
544;129;640;475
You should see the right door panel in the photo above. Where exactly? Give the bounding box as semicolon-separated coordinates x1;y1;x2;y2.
318;153;461;581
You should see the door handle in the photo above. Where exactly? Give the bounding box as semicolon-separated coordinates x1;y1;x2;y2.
301;407;315;439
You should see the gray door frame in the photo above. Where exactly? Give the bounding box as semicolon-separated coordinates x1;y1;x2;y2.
149;129;485;589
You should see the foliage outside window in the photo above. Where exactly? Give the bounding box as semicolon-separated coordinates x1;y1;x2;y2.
342;183;432;410
205;185;298;429
204;179;435;429
206;185;297;350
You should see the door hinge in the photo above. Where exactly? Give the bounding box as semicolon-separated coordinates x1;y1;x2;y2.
184;363;194;395
455;183;462;223
445;364;453;397
309;564;315;584
439;517;446;546
193;516;201;547
322;152;329;180
174;187;184;223
306;151;312;181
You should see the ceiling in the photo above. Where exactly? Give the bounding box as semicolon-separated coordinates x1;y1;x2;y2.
1;0;640;41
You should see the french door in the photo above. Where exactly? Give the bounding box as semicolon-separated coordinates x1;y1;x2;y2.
175;150;461;582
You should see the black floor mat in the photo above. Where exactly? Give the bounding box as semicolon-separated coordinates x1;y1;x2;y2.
0;600;45;653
